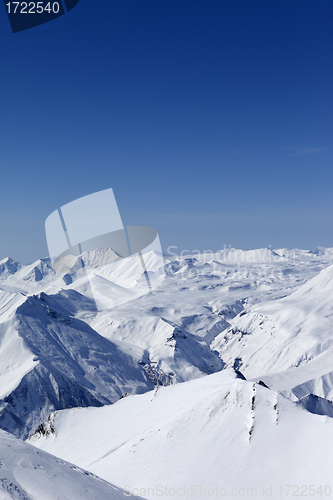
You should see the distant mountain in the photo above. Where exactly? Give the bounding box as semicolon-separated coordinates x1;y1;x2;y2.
216;246;282;263
0;258;62;295
53;247;123;275
1;246;333;439
211;263;333;403
274;246;333;260
0;282;226;438
0;257;21;277
93;313;224;385
1;245;333;496
0;293;154;439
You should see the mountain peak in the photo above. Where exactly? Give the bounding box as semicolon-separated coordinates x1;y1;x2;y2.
0;257;21;276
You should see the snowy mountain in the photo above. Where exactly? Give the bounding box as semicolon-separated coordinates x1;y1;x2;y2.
0;246;333;498
211;263;333;403
0;429;142;500
29;369;333;497
0;257;21;278
0;258;63;295
0;292;154;439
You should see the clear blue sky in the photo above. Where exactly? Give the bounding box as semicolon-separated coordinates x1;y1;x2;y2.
1;0;332;263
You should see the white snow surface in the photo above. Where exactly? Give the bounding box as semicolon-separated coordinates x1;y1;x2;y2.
0;246;333;497
211;262;333;399
0;429;142;500
1;247;333;438
0;292;154;438
30;369;333;498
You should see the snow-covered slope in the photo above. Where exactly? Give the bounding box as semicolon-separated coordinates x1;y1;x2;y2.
91;312;224;385
0;258;66;295
0;246;332;441
0;429;142;500
30;369;333;497
2;258;54;284
212;263;333;402
274;246;333;260
0;257;21;277
0;246;333;497
0;293;154;439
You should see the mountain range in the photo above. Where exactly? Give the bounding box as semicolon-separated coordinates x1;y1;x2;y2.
0;247;332;499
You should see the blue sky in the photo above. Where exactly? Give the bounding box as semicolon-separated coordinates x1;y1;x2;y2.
0;0;332;263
